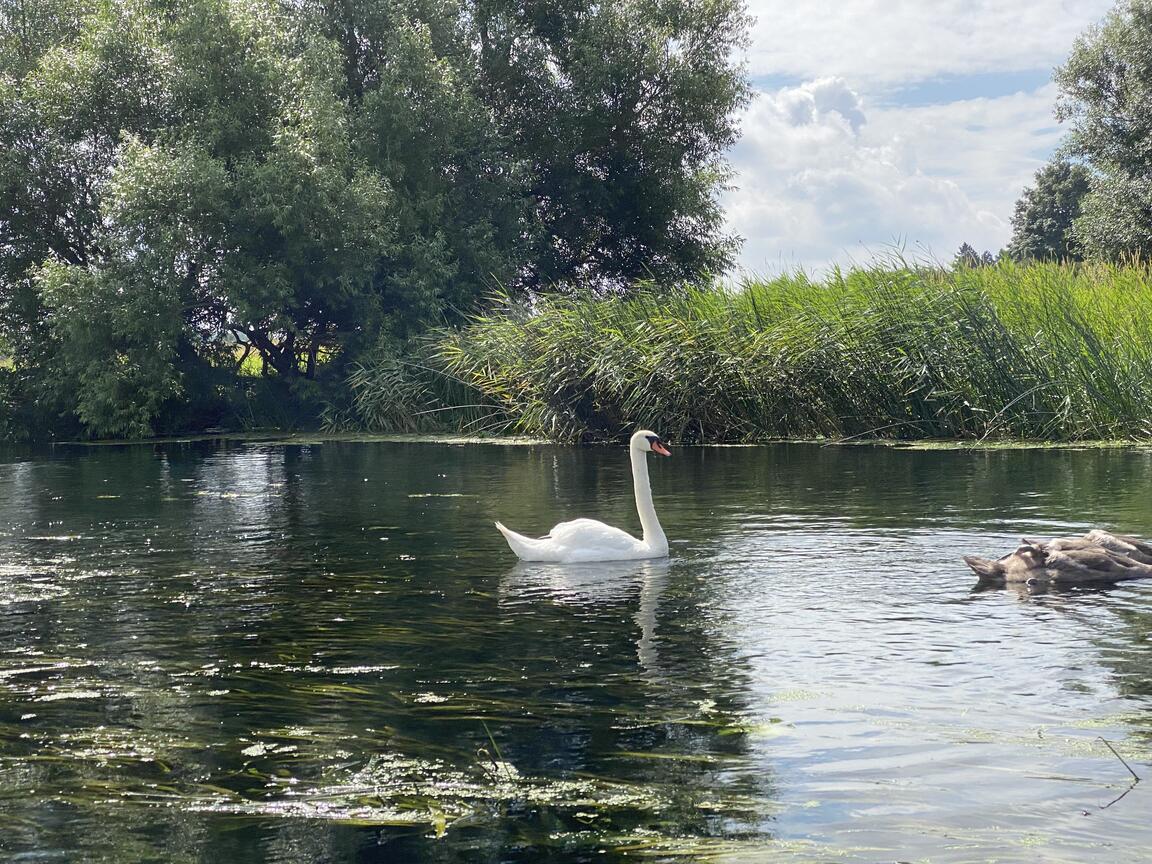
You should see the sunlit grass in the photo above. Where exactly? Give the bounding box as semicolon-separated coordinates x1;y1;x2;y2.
431;260;1152;442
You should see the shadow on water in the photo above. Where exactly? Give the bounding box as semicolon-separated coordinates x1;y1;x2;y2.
0;441;1150;861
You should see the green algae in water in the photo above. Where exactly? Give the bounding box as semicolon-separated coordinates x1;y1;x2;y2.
3;440;1152;863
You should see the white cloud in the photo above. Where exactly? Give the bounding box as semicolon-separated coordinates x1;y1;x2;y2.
724;79;1064;274
744;0;1114;85
723;2;1113;273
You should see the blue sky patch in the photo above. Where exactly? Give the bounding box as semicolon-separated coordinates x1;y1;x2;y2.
878;69;1055;107
750;69;1055;108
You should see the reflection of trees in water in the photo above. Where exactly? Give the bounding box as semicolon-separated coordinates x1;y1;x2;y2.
666;444;1152;535
492;557;772;830
5;441;1152;860
1096;597;1152;785
1029;583;1152;725
0;441;776;863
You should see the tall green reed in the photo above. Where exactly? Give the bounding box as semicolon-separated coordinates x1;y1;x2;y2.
430;260;1152;442
322;336;514;435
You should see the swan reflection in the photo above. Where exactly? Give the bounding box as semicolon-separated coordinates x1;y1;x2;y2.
499;558;670;677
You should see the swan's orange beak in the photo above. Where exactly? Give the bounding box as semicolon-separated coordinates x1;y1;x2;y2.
652;441;671;457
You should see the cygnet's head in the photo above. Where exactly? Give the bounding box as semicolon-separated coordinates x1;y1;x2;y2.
631;429;671;456
1012;541;1047;567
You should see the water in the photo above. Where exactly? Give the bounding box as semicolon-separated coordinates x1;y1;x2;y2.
1;440;1151;863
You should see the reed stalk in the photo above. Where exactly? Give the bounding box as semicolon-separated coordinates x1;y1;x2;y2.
426;260;1152;442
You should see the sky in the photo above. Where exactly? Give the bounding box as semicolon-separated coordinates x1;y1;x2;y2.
723;0;1116;275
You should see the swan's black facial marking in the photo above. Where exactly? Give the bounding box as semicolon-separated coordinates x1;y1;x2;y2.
645;435;671;456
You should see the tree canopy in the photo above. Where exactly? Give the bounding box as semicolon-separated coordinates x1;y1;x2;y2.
1055;0;1152;259
1005;158;1090;263
0;0;751;438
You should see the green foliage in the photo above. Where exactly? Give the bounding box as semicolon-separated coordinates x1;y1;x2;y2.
0;0;101;79
0;0;751;440
472;0;752;287
435;262;1152;443
952;243;998;269
328;337;510;434
1006;158;1090;262
1056;0;1152;259
309;0;536;325
0;1;172;436
0;367;21;441
1073;172;1152;260
36;258;183;438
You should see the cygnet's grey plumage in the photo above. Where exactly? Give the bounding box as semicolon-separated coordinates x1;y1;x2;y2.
964;529;1152;585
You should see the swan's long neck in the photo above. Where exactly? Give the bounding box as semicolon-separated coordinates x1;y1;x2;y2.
631;446;666;551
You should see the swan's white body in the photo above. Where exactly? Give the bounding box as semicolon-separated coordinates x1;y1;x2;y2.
495;430;670;563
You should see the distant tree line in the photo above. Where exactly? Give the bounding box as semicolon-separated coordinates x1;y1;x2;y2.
0;0;751;439
999;0;1152;265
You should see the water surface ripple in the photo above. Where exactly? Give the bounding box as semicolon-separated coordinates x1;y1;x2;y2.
0;441;1150;862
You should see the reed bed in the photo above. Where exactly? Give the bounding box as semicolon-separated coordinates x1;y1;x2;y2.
420;261;1152;443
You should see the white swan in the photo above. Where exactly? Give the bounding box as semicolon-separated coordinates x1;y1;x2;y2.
495;430;671;563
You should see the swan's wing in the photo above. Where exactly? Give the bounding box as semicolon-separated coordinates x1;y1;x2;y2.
1113;533;1152;559
1044;536;1093;553
495;521;556;560
495;518;646;562
547;518;643;553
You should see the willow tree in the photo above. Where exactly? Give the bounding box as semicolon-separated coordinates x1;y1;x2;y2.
7;1;393;436
0;0;752;438
305;0;753;290
0;0;167;436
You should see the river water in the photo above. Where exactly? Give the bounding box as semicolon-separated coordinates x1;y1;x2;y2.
0;440;1150;862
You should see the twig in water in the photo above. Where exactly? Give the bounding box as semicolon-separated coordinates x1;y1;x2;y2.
1101;782;1138;810
829;420;928;445
481;720;514;783
1098;736;1141;811
1099;736;1141;782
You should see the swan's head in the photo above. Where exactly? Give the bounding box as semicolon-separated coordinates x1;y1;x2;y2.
631;429;671;456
